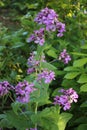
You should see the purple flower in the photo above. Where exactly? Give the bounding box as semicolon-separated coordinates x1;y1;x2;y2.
34;7;65;36
54;88;78;111
59;49;71;64
34;7;58;26
0;81;14;96
37;69;55;83
15;80;36;103
27;28;45;46
27;68;35;74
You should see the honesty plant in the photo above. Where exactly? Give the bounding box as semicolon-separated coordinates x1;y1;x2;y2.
0;7;78;130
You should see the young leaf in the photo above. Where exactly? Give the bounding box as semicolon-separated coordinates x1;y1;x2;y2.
40;62;57;71
46;49;57;58
64;72;81;79
64;66;79;72
73;58;87;67
77;74;87;83
80;83;87;92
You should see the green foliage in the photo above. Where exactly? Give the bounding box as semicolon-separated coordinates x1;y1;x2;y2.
0;0;87;130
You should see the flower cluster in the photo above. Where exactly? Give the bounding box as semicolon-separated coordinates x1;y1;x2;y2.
34;7;65;37
27;51;46;74
15;80;36;103
59;49;71;64
54;88;78;111
0;81;13;96
27;28;45;46
37;69;55;83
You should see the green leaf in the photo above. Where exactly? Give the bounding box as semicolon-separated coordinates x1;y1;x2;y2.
64;66;79;71
58;113;73;130
80;83;87;92
0;118;13;128
52;88;61;96
80;101;87;107
11;102;23;115
72;52;87;56
40;62;57;71
74;117;87;124
37;44;51;57
5;110;33;129
64;72;80;79
30;82;50;106
46;49;57;58
31;106;60;130
73;58;87;67
77;124;87;130
77;74;87;83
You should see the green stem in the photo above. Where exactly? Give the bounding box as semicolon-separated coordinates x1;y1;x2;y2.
35;102;38;129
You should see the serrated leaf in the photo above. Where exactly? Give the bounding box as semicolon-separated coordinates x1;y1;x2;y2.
77;74;87;83
80;83;87;92
64;72;80;79
73;58;87;67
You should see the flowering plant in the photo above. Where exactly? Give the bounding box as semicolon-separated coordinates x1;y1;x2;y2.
0;7;79;130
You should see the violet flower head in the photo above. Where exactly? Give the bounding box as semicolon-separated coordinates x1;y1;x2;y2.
27;28;45;46
54;88;78;111
34;7;58;26
15;80;36;103
59;49;71;64
27;68;35;75
37;69;55;83
0;81;14;96
34;7;65;36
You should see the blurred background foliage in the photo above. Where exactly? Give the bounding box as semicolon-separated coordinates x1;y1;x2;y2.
0;0;86;82
0;0;87;129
